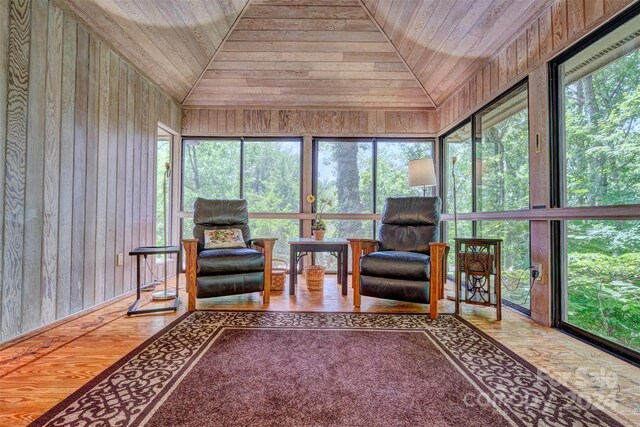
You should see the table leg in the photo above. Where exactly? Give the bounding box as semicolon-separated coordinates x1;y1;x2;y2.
289;245;296;295
341;248;348;295
337;253;342;285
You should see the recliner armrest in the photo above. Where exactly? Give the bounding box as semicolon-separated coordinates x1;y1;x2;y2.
428;242;449;320
247;238;277;304
182;239;199;311
348;239;380;308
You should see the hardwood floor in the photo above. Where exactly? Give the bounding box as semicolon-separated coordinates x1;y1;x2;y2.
0;274;638;426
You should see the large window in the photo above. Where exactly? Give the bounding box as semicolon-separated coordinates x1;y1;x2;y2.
554;10;640;361
181;137;302;264
314;138;434;270
441;82;531;313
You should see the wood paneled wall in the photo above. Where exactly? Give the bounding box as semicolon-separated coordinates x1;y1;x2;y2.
182;108;438;136
0;0;181;342
438;0;635;133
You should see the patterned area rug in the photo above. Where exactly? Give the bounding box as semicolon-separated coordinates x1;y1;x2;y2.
31;312;622;427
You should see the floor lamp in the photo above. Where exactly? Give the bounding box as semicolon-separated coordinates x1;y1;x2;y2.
408;158;436;196
153;162;176;301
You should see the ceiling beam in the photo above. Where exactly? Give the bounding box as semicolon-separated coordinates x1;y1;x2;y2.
182;0;253;105
357;0;437;108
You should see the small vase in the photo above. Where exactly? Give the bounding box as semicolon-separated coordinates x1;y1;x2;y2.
313;229;325;240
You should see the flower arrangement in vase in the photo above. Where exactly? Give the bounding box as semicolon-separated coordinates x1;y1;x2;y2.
306;194;333;240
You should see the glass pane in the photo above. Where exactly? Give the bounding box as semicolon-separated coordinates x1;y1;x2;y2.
477;220;531;309
476;85;529;212
180;217;195;270
376;140;434;212
444;123;472;213
445;220;473;278
565;220;640;352
316;140;373;214
315;220;374;272
560;14;640;207
249;218;300;265
182;139;241;211
244;139;301;213
156;131;171;246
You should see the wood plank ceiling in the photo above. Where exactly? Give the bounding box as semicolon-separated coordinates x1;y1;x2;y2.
57;0;249;102
184;0;433;109
362;0;553;105
60;0;553;109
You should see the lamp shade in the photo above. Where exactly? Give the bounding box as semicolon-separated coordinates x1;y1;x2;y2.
408;158;436;187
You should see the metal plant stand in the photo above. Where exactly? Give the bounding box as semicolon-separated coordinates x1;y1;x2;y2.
454;238;502;320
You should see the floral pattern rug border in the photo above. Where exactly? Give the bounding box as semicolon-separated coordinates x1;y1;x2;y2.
31;311;623;427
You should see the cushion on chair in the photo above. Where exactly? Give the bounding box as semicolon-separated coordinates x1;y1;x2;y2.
203;228;246;249
359;275;430;304
360;251;431;281
197;248;264;276
192;198;252;249
378;197;440;254
196;272;264;299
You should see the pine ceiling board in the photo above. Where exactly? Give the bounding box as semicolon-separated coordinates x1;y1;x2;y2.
186;1;434;109
58;0;249;102
428;0;553;102
366;0;552;106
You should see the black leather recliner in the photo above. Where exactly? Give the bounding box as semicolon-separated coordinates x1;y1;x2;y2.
349;197;448;320
182;198;276;311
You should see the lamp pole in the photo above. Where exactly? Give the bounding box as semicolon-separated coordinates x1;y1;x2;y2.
451;156;458;240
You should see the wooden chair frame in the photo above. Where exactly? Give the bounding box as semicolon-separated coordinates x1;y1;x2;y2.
183;238;277;311
349;239;449;320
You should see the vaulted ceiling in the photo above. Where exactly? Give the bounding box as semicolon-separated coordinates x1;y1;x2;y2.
60;0;552;109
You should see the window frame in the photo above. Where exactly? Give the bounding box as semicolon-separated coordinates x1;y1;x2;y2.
550;3;640;366
312;137;435;238
439;80;532;315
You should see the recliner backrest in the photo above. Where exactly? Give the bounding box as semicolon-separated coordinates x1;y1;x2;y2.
378;197;440;254
192;198;252;249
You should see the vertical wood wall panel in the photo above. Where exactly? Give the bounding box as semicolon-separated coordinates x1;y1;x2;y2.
41;2;62;325
22;0;46;333
70;25;88;314
2;0;30;340
0;0;11;334
56;14;76;319
181;109;438;136
0;0;181;342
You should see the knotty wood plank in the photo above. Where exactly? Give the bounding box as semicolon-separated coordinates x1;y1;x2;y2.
104;51;119;301
584;0;604;26
94;42;110;304
0;0;10;336
552;0;568;50
56;11;76;319
139;79;149;284
147;88;157;275
82;34;99;309
506;40;517;82
538;7;552;59
41;2;63;325
516;32;527;75
526;20;540;67
70;25;88;314
123;65;135;292
131;72;142;289
497;49;507;89
114;58;127;297
567;0;585;38
2;0;30;340
23;0;48;332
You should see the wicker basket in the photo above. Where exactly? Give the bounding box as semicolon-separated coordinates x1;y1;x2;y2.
304;265;325;291
271;258;287;292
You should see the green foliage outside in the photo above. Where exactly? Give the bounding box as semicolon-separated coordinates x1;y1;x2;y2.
562;44;640;351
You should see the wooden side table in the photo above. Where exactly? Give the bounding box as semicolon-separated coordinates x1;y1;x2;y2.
288;238;348;296
128;246;180;316
454;238;502;320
